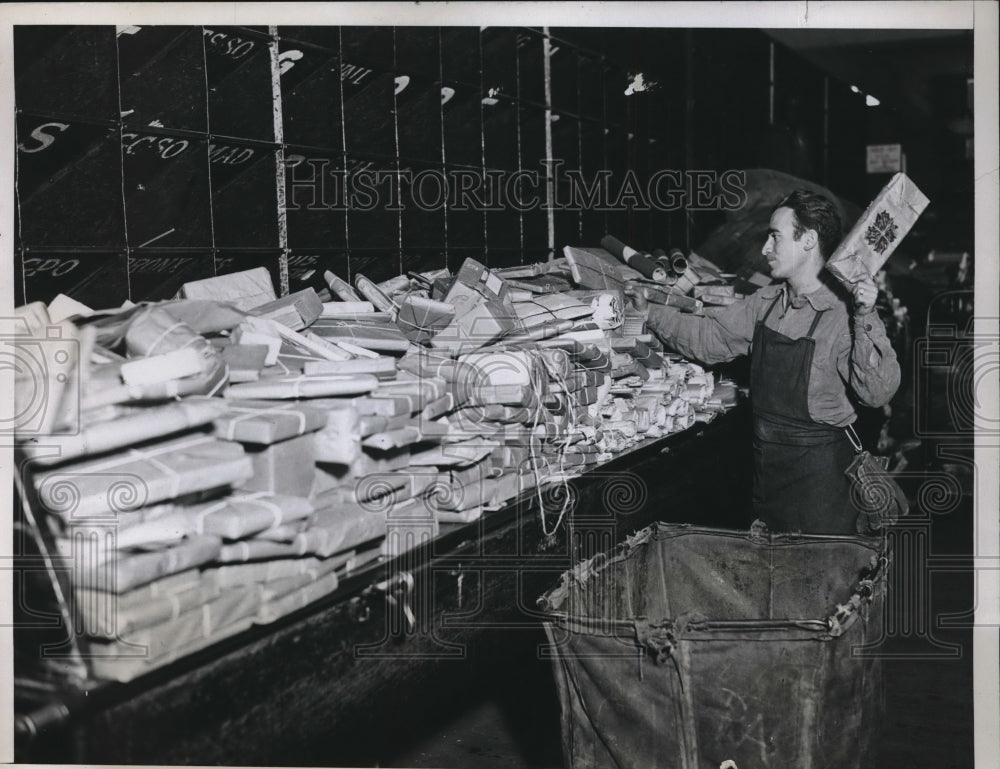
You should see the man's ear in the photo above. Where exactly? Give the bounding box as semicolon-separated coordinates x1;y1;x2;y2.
802;228;818;251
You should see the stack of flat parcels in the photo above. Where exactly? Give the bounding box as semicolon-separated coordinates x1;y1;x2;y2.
408;440;502;523
12;277;393;681
215;400;329;495
82;576;260;683
13;254;740;683
27;416;262;682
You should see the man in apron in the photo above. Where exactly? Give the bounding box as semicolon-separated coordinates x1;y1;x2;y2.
640;189;900;534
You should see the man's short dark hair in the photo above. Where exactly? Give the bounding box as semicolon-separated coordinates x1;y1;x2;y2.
773;189;842;259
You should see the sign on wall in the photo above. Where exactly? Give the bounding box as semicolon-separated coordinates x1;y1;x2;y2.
866;143;903;174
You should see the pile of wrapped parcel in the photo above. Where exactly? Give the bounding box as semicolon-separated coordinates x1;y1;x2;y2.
11;242;739;682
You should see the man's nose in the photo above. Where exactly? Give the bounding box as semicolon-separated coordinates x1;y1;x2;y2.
762;239;772;256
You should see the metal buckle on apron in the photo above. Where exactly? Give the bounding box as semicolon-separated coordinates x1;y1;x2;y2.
845;423;864;453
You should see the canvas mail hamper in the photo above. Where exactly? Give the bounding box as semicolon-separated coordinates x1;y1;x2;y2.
537;522;888;769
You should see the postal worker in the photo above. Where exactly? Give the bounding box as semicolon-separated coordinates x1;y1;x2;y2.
638;189;901;533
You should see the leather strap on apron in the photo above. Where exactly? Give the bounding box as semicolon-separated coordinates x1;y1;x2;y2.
749;294;855;534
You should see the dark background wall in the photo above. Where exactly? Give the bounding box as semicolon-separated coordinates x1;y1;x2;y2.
12;25;973;308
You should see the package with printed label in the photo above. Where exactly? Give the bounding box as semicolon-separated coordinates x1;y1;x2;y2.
826;173;930;286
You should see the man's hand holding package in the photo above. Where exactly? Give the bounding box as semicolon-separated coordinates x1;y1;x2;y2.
851;278;878;316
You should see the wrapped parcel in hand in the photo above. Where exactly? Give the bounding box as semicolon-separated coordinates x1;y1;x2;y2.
825;172;929;286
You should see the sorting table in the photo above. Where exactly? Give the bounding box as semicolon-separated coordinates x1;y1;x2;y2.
14;404;753;765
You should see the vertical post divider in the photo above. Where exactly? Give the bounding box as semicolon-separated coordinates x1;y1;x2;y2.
543;28;555;261
112;30;132;299
438;29;450;273
201;28;219;276
683;30;695;253
768;41;776;127
269;25;290;296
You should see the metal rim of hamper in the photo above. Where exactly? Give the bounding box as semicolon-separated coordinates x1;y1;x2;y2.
537;521;889;769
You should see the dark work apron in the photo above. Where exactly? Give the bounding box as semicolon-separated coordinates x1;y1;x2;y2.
750;295;856;534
